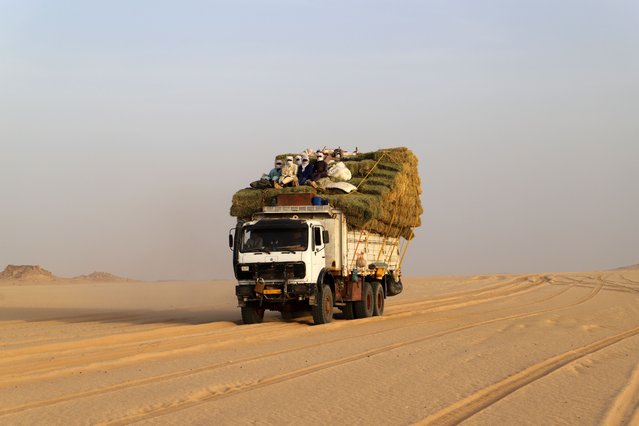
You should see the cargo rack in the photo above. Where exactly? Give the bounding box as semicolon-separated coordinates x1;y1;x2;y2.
262;205;333;214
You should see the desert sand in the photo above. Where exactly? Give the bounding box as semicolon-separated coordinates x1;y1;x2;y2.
1;269;639;425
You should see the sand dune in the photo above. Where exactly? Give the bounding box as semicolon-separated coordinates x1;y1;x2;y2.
1;271;638;425
615;263;639;271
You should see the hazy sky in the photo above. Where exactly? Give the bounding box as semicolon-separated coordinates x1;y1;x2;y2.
1;1;638;280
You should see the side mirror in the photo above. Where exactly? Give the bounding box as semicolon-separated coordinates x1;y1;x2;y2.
322;230;330;244
228;234;234;249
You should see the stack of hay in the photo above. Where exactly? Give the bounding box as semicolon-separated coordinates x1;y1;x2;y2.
230;147;422;239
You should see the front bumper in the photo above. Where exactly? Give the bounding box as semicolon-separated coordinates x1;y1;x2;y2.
236;282;313;304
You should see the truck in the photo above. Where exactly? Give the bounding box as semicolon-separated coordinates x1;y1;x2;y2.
229;194;405;325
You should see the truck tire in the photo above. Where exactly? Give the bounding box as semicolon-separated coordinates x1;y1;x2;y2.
241;305;265;324
354;282;374;318
312;284;334;325
372;282;384;316
340;302;355;320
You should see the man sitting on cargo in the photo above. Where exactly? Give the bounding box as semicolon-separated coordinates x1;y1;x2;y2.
249;158;282;189
297;154;314;185
267;159;283;186
275;156;299;189
308;152;328;189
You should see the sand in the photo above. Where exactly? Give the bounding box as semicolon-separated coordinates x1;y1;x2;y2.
1;270;638;425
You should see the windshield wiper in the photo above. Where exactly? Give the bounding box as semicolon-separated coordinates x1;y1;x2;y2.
245;249;271;254
277;245;304;254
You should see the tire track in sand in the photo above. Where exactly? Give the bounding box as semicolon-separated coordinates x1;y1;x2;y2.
11;276;552;386
555;274;639;295
0;276;541;385
92;282;602;426
0;278;579;419
388;276;540;316
599;275;639;295
0;321;293;386
601;361;639;426
417;326;639;426
0;276;562;414
0;277;586;422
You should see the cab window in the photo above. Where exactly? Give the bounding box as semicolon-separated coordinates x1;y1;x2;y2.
313;227;323;247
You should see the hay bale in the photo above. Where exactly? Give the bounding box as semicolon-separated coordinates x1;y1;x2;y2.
230;147;422;239
346;160;403;177
230;189;263;219
357;183;391;197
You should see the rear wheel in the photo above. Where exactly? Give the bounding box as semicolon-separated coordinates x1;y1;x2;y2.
354;282;374;318
372;282;384;316
312;284;334;325
241;304;265;324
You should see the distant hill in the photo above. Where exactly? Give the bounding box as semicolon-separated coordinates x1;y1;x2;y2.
0;265;132;283
0;265;56;281
72;271;129;282
614;263;639;271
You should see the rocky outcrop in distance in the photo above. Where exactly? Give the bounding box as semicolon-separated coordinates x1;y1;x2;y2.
0;265;131;282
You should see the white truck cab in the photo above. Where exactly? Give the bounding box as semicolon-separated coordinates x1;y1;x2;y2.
229;204;403;325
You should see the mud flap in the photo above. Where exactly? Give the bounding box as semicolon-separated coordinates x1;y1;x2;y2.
308;283;318;306
309;295;317;305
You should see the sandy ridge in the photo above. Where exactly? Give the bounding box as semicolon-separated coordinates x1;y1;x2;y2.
602;361;639;425
419;326;639;425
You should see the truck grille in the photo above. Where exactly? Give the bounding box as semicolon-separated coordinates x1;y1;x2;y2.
235;262;306;281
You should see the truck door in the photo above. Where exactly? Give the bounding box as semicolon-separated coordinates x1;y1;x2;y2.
310;225;326;281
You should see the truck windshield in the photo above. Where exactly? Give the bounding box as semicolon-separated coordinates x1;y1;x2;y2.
240;225;308;253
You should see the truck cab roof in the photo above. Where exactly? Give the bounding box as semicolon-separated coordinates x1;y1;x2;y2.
245;218;308;229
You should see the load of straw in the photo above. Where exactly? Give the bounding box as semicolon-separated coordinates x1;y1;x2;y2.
230;147;422;239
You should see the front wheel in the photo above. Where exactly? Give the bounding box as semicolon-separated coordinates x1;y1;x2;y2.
241;304;265;324
312;284;334;325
